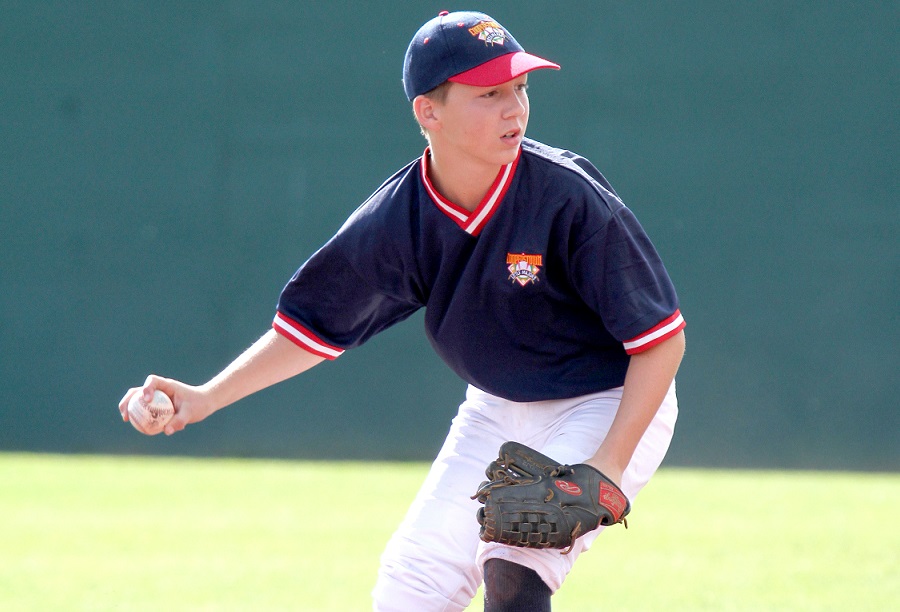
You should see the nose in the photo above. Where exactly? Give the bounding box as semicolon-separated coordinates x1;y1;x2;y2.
503;89;528;119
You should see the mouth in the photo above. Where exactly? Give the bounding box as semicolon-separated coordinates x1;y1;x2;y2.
501;129;521;140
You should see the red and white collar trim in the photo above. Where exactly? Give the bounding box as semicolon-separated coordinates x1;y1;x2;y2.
420;147;520;236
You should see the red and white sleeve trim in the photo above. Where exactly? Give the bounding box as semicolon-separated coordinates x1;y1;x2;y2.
623;310;686;355
272;312;344;360
420;147;519;237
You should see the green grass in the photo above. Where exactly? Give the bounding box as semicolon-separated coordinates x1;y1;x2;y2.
0;454;896;611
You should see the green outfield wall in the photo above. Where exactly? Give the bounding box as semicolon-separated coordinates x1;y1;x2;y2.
1;2;896;470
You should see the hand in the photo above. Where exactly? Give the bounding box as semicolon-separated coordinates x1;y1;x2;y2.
118;375;214;436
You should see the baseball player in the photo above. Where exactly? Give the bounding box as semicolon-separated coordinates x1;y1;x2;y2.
120;11;685;611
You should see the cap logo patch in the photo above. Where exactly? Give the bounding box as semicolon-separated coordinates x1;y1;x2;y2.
468;20;506;46
507;253;542;286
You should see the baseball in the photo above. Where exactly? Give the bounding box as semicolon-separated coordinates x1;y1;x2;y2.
127;390;175;435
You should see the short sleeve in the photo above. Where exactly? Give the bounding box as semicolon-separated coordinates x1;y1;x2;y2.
570;205;684;353
274;226;424;358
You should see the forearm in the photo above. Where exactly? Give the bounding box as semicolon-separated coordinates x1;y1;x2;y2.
200;329;326;413
586;330;685;481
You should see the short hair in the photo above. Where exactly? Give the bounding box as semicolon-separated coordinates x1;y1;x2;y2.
423;80;453;104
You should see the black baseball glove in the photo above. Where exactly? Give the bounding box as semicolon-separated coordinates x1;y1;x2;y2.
472;441;630;553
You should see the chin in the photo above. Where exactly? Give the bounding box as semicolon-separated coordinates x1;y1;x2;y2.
497;147;520;165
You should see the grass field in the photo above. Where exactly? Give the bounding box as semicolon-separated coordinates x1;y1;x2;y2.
1;453;897;611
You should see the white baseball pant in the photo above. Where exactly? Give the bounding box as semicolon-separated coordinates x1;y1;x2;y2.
371;382;678;611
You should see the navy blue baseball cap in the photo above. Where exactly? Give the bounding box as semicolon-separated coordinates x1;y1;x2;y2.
403;11;560;100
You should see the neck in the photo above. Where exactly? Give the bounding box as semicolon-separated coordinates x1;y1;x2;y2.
426;148;506;212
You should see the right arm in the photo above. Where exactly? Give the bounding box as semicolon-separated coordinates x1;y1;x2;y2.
118;329;325;435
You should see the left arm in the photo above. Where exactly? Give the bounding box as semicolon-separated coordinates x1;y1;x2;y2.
584;330;686;485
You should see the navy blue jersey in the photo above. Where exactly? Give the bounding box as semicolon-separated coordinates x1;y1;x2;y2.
274;138;684;401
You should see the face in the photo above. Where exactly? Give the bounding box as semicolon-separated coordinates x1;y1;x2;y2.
424;75;530;169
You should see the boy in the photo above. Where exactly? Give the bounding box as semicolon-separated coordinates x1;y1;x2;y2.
120;11;685;611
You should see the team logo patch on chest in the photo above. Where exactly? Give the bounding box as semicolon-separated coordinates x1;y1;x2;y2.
507;253;543;286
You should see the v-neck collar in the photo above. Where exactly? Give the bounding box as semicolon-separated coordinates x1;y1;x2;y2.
420;147;521;236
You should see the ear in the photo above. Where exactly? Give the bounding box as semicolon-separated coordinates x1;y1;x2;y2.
413;95;441;133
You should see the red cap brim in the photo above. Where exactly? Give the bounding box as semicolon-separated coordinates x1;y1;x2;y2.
448;51;560;87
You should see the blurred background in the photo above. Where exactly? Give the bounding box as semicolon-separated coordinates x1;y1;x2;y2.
1;1;896;470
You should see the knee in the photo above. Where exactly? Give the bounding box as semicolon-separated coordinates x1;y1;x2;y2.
373;554;479;611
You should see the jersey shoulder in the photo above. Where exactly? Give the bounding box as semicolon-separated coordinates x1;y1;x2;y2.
517;139;626;239
521;138;622;208
338;156;422;233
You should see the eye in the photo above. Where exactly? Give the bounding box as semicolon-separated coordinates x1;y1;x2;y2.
516;83;529;93
482;90;499;98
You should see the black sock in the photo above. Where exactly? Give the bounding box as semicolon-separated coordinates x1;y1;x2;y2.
483;558;552;611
